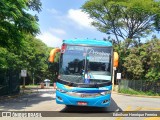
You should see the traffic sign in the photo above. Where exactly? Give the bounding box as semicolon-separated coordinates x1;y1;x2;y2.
117;73;121;79
21;70;27;77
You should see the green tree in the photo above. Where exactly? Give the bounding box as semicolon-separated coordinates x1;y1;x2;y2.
123;38;160;81
48;50;61;82
82;0;160;48
141;38;160;81
0;0;56;85
19;35;49;83
123;49;144;80
0;0;42;49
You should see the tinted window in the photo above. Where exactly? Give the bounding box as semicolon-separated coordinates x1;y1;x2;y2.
59;45;112;83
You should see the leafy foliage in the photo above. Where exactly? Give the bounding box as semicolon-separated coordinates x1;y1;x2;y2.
82;0;160;48
0;0;55;84
123;54;144;79
0;0;41;49
123;38;160;81
0;35;51;83
82;0;160;81
48;52;61;82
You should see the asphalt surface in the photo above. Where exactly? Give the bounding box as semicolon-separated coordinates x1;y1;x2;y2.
0;88;160;120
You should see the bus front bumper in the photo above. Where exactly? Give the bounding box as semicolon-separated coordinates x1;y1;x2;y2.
56;91;111;107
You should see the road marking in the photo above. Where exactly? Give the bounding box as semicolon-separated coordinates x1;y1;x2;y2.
144;117;160;120
115;106;144;120
133;106;142;111
114;106;160;120
115;106;132;120
142;108;160;111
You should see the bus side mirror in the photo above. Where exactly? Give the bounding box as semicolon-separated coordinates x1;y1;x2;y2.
113;52;119;68
49;48;61;63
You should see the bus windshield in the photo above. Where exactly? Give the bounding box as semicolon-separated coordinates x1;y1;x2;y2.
59;45;112;84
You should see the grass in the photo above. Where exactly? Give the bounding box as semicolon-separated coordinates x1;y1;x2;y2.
119;88;160;96
26;84;39;87
20;84;39;89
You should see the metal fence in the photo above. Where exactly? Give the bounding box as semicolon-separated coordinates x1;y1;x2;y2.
119;79;160;94
0;69;20;96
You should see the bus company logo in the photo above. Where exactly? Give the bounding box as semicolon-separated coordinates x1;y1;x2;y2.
81;94;85;98
2;112;12;117
80;94;92;98
87;48;110;57
87;48;110;62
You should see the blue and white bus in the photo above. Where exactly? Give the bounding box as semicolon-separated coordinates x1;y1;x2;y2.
49;39;118;107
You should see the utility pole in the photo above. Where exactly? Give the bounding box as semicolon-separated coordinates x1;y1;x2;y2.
112;67;116;91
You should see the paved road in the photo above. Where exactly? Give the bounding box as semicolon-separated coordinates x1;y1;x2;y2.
0;88;159;120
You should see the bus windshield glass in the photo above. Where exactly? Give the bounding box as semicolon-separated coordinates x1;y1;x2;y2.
59;45;112;84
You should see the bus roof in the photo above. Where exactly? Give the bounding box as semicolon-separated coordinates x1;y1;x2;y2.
63;39;112;47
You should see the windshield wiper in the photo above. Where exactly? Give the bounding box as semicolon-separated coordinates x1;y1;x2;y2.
93;83;98;88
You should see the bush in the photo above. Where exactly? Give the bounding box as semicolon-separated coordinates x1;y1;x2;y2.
119;88;160;96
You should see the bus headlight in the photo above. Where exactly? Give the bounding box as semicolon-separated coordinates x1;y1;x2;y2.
56;88;67;93
100;90;111;95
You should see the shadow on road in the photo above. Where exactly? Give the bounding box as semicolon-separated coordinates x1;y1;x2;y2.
0;89;56;111
60;97;122;113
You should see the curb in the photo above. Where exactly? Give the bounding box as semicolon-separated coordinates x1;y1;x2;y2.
112;91;160;98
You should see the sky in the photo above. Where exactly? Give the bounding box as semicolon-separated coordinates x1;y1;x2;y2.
35;0;106;48
35;0;160;48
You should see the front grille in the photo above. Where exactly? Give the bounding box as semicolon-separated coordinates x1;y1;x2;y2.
66;92;101;98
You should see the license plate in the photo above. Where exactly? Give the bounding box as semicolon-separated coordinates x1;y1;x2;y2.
77;102;87;106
